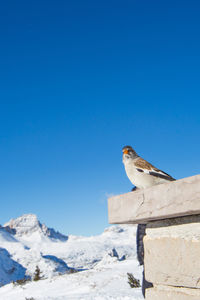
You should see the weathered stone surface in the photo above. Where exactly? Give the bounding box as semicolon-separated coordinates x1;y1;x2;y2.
146;285;200;300
144;215;200;288
108;175;200;224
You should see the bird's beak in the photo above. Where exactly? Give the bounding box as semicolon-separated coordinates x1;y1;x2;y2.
123;149;129;155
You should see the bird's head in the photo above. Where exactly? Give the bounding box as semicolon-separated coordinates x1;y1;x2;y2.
122;146;138;161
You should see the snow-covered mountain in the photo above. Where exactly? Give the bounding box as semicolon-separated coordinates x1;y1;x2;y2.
0;214;143;300
4;214;68;242
0;215;72;284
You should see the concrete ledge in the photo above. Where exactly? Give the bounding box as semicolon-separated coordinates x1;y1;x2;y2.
146;285;200;300
108;175;200;224
144;215;200;288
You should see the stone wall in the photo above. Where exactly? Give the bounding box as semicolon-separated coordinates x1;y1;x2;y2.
145;215;200;299
108;175;200;299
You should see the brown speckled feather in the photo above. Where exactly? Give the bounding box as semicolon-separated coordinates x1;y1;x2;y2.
135;158;175;181
134;158;155;170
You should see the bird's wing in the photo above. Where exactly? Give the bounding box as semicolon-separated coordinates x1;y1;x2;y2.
134;158;175;181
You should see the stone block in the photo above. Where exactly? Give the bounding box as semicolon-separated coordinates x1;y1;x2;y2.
108;175;200;224
144;215;200;288
146;285;200;300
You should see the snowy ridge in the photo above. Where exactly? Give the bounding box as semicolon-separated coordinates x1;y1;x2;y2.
4;214;68;242
0;214;143;300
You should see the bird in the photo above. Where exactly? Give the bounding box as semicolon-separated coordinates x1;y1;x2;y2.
122;145;175;190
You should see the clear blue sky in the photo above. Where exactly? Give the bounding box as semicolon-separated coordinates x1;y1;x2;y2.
0;0;200;235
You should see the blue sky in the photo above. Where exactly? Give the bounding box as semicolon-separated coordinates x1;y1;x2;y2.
0;0;200;235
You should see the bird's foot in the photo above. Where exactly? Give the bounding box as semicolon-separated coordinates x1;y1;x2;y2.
131;186;138;192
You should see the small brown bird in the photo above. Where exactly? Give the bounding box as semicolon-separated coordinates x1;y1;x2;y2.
122;146;175;189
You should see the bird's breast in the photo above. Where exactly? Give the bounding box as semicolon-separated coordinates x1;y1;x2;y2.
124;161;156;189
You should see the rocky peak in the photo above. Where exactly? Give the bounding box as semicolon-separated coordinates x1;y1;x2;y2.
4;214;68;242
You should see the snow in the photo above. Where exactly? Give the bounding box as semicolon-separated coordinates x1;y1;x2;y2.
0;229;18;243
0;259;143;300
0;214;143;299
4;214;68;242
0;248;27;287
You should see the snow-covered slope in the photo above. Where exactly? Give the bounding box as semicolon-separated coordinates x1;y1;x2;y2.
37;224;138;270
0;214;143;300
0;259;143;300
0;228;18;243
0;248;27;287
